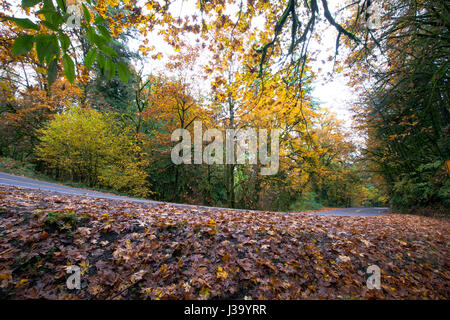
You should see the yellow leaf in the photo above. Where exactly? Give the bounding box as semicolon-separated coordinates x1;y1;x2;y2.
16;279;29;288
217;266;228;280
199;287;210;299
0;273;12;281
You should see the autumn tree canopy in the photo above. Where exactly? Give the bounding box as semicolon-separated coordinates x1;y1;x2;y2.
0;0;448;211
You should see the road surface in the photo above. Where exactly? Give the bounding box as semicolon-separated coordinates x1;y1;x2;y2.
302;207;389;217
0;171;389;216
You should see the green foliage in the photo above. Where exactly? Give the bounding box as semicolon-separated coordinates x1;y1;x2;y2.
289;192;324;211
391;162;450;209
35;105;149;196
85;48;97;70
62;54;75;83
44;210;79;233
359;1;449;209
11;35;34;56
88;39;138;113
9;18;39;30
8;0;130;85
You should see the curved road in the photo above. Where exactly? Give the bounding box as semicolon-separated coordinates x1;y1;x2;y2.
0;172;389;216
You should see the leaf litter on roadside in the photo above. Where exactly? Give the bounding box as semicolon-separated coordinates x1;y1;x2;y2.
0;185;448;299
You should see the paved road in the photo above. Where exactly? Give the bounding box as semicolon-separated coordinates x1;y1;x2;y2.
302;207;389;217
0;171;389;216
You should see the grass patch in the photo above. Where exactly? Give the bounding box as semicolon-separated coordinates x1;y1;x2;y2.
43;210;83;234
289;192;324;211
0;156;143;199
0;157;48;181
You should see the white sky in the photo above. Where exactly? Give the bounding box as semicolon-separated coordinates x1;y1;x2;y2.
309;24;355;130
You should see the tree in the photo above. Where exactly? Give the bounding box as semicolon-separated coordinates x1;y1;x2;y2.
0;78;82;160
142;74;212;203
348;0;449;209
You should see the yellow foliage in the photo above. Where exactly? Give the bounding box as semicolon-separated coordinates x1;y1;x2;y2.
35;105;149;197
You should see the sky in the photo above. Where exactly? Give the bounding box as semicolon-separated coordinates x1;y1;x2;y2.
308;24;356;129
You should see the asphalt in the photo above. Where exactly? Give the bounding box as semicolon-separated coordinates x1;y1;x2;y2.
302;207;389;217
0;171;389;216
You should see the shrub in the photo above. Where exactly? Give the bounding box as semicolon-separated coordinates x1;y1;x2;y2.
35;105;149;197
